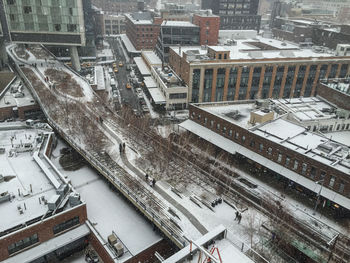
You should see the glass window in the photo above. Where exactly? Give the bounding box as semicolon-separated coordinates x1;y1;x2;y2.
204;117;207;124
259;143;264;152
242;135;246;143
310;166;316;179
277;153;282;163
339;181;345;193
223;127;227;134
285;156;290;166
216;123;220;130
53;216;80;234
301;163;307;175
329;176;336;188
229;130;233;136
267;147;272;155
293;160;298;170
8;233;39;255
235;132;239;139
210;120;214;127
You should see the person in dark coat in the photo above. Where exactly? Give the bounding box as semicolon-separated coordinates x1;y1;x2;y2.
234;211;239;220
238;213;242;224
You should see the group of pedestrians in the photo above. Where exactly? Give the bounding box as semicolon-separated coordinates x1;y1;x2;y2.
119;142;126;153
145;173;156;188
234;210;242;224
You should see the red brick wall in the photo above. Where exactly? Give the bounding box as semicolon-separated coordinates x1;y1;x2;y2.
317;83;350;111
88;232;114;263
0;204;87;261
125;16;160;51
0;106;13;121
125;239;176;263
18;104;40;120
188;104;350;198
193;15;220;46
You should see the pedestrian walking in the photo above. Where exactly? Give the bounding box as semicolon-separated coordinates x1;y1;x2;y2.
234;211;239;220
145;173;148;181
119;143;122;153
149;179;153;188
152;179;156;187
238;213;242;224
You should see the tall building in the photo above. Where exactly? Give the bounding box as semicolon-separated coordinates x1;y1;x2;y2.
201;0;261;31
155;21;200;63
169;37;350;103
0;0;87;70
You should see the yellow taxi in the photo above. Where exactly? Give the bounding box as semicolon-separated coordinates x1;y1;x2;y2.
114;68;118;73
126;83;131;89
113;62;117;68
119;61;123;67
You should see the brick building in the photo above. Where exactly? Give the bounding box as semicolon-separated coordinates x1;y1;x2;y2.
192;13;220;46
317;78;350;111
125;12;161;50
0;131;89;262
0;77;41;121
272;17;350;50
180;97;350;217
169;37;350;104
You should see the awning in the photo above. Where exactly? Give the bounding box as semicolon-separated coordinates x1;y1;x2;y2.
134;57;151;76
143;76;156;89
179;119;350;211
3;224;90;263
148;88;166;104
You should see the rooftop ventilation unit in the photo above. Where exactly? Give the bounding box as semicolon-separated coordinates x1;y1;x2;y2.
69;192;81;206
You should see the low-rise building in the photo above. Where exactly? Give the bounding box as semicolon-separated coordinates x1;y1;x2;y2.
147;66;188;110
180;97;350;217
317;78;350;111
0;76;40;121
0;129;88;262
169;37;350;104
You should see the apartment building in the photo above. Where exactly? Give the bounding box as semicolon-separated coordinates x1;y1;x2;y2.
169;37;350;103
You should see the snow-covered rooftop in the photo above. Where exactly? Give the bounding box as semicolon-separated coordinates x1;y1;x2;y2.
142;51;162;67
320;79;350;96
161;21;198;27
120;34;140;54
194;98;350;175
0;128;79;235
134;57;151;76
0;78;37;109
171;35;342;61
94;65;105;91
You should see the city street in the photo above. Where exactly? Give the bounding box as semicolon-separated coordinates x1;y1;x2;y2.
108;37;140;112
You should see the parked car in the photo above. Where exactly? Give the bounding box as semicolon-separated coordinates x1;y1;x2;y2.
119;61;123;67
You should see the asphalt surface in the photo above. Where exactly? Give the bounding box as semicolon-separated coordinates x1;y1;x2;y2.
108;37;141;111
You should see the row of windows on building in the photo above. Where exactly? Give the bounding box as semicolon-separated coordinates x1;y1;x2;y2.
7;216;80;255
191;111;348;196
190;63;349;103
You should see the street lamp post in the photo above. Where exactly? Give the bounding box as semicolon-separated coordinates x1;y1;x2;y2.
313;179;325;215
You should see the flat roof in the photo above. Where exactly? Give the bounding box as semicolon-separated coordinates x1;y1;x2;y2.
148;87;166;104
194;98;350;175
171;36;341;61
0;78;37;109
120;34;140;54
0;127;77;235
134;57;151;76
180;119;350;210
320;79;350;96
161;21;198;27
143;76;157;88
94;66;106;91
142;51;162;66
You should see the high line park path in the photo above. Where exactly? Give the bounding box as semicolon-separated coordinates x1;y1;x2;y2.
6;44;194;251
